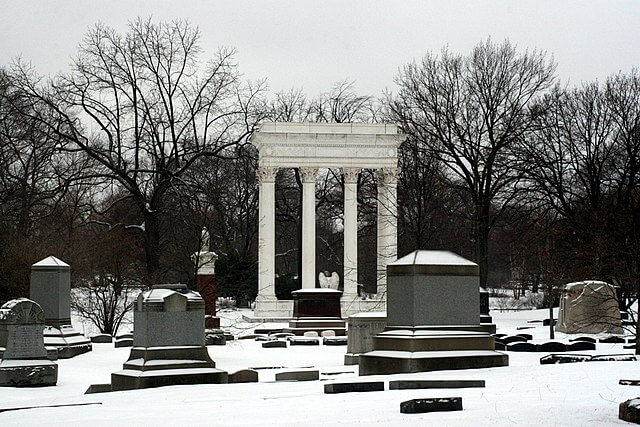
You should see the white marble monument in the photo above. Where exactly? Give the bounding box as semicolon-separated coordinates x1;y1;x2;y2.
250;123;405;319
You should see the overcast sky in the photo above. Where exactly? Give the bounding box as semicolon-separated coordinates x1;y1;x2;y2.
1;0;639;96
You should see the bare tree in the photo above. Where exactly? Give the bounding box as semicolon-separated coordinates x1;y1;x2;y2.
388;39;556;287
11;18;266;284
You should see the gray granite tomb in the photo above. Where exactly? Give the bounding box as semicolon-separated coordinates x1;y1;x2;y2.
359;250;508;375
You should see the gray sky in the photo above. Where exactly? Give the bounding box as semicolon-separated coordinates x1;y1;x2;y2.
1;0;639;96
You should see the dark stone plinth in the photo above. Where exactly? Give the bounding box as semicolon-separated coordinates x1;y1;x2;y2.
291;289;342;318
567;341;596;351
323;337;348;346
324;381;384;394
262;340;286;348
570;336;596;343
599;336;625;344
619;398;640;424
537;342;567;352
91;334;113;343
506;342;537;352
85;383;112;394
275;370;319;381
389;380;485;390
400;397;462;414
228;369;258;383
288;337;319;346
197;274;217;318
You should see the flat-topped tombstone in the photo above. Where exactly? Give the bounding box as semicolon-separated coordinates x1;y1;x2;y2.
387;251;479;327
275;370;319;382
324;381;384;394
262;340;287;348
389;380;485;390
0;298;57;386
400;397;463;414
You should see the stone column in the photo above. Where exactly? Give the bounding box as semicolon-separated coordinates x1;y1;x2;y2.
342;168;360;300
256;167;277;301
376;168;398;301
300;167;318;289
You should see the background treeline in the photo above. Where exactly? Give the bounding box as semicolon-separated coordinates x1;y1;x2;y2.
1;20;639;320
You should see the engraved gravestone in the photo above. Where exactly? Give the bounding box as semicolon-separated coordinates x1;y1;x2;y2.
0;298;58;386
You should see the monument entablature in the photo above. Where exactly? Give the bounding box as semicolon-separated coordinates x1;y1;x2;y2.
252;122;401;169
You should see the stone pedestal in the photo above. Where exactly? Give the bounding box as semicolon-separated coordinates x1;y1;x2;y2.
344;312;387;365
284;289;346;336
0;299;58;386
111;284;227;391
30;256;91;358
359;250;508;376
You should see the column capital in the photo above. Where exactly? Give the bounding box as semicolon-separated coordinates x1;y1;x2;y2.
299;167;318;183
343;168;361;184
256;167;278;183
376;167;399;187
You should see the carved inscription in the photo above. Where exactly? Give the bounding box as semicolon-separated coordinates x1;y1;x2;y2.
4;325;45;359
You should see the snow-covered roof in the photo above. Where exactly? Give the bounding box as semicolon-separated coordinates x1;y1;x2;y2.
388;250;478;276
32;256;69;269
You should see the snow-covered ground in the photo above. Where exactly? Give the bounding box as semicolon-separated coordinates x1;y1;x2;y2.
0;308;638;426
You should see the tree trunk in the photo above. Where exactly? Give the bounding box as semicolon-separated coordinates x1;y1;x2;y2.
475;203;491;289
143;209;162;286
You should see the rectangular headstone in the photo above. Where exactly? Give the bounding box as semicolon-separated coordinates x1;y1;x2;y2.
275;370;319;382
400;397;463;414
262;340;287;348
324;381;384;394
389;380;485;390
